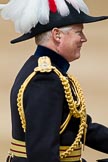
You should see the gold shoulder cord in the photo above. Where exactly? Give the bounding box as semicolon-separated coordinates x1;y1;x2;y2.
17;56;87;158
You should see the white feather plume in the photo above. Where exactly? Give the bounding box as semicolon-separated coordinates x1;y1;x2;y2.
0;0;89;34
16;0;42;33
76;0;89;14
1;0;26;20
66;0;89;14
0;0;50;33
54;0;69;16
0;4;6;10
38;0;49;24
66;0;80;13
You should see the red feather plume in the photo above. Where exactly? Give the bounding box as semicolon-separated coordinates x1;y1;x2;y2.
48;0;57;13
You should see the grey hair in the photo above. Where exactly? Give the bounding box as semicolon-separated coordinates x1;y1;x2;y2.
35;31;51;45
35;26;72;45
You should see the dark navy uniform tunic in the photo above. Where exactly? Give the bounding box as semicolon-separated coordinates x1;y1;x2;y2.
10;45;108;162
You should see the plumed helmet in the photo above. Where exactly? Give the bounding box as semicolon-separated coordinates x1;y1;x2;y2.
0;0;108;44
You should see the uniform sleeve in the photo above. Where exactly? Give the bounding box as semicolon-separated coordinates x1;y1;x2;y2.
86;115;108;154
24;72;64;162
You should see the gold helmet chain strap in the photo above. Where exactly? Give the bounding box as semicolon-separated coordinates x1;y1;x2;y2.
17;56;87;158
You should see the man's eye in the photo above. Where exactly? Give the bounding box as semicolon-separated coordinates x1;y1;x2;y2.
77;31;81;34
76;31;83;35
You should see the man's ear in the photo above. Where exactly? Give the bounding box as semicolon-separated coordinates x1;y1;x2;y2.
51;28;61;43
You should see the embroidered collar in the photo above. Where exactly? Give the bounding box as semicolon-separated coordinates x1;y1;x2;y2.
34;45;70;73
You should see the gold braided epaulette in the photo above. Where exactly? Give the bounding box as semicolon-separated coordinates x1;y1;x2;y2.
17;56;53;132
17;56;87;159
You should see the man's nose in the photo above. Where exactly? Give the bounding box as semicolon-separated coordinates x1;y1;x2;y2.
81;33;87;43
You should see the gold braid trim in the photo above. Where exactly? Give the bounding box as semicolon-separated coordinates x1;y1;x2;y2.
17;56;87;159
17;71;37;132
52;68;87;158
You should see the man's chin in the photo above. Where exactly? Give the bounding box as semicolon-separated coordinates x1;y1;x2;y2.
76;53;81;59
69;56;80;62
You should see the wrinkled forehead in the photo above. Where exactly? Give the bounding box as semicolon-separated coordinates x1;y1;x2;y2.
70;24;84;30
58;24;84;33
52;24;84;33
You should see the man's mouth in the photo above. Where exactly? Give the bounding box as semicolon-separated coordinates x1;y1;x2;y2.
78;45;82;48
